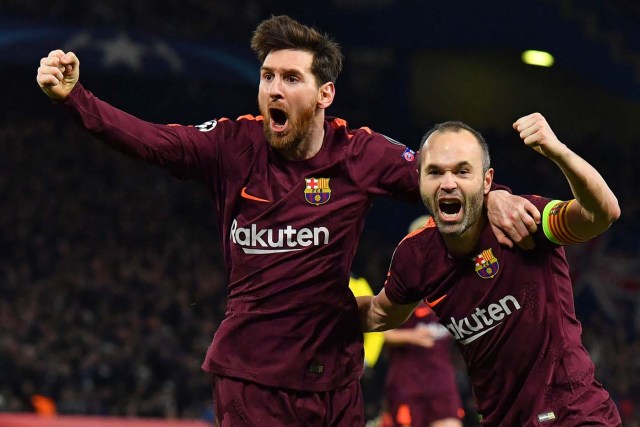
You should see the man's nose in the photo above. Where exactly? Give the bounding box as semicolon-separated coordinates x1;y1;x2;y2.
268;77;283;99
441;171;457;190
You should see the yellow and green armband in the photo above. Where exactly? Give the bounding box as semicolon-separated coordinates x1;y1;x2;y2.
542;199;588;245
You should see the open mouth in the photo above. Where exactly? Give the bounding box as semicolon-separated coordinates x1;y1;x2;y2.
269;108;288;132
439;200;462;220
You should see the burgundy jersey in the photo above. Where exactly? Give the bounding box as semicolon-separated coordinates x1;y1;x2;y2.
63;84;419;391
384;196;617;426
385;302;459;399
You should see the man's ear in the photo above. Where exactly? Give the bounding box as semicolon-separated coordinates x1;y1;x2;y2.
317;82;335;110
484;168;494;195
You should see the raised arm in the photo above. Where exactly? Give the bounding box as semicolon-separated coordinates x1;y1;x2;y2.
37;50;80;101
357;290;420;333
513;113;620;241
35;50;217;180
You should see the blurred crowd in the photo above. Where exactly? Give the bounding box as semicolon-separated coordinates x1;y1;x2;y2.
1;114;638;425
0;118;225;419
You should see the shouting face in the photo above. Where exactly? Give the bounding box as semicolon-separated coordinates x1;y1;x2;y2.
258;49;324;153
419;129;492;242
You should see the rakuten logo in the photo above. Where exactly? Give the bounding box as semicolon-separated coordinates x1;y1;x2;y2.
445;295;521;345
230;219;330;254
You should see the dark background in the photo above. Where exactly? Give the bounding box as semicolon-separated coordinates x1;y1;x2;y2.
1;1;639;425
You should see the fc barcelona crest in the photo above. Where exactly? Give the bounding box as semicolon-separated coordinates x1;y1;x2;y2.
472;248;499;279
304;177;331;206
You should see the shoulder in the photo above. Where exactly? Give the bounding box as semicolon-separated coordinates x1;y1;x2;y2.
182;114;264;148
325;117;418;194
188;114;263;132
385;220;442;304
394;218;440;262
326;117;411;151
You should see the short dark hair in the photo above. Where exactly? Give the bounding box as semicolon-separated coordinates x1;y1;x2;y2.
418;121;491;172
251;15;344;85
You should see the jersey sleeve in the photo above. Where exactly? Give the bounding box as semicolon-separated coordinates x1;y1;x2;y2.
61;83;231;181
383;237;426;305
347;131;419;201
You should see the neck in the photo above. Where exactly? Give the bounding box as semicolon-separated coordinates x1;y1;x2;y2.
278;113;325;160
442;214;487;257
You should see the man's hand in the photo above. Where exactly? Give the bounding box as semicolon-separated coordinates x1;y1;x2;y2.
37;50;80;101
513;113;565;159
409;326;436;348
384;326;436;348
487;190;540;250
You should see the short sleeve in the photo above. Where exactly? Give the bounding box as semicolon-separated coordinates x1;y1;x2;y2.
383;238;426;305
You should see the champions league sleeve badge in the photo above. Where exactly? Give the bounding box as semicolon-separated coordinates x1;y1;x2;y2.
401;147;415;162
304;177;331;206
195;119;217;132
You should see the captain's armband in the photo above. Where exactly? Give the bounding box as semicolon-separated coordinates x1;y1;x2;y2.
542;200;588;245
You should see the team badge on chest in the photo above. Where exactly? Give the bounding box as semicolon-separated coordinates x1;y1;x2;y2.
472;248;499;279
304;178;331;205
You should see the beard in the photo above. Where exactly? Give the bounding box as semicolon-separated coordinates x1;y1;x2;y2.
422;186;485;238
259;98;317;152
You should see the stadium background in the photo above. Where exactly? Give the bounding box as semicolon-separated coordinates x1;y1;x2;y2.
1;0;639;425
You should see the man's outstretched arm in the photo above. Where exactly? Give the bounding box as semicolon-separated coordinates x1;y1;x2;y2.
357;290;419;333
513;113;620;242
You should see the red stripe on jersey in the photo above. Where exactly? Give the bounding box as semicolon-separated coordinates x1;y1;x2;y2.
330;117;347;128
383;271;391;287
236;114;263;122
398;221;432;245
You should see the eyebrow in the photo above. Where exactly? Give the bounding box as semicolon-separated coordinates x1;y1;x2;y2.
426;160;472;170
261;66;304;76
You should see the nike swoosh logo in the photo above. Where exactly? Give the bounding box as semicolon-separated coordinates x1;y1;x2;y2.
414;306;432;318
459;323;501;345
241;187;271;203
425;294;447;308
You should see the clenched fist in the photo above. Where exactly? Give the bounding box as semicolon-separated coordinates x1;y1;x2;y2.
36;50;80;101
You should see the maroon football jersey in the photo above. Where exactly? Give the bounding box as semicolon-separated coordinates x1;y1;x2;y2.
63;84;419;391
385;302;459;400
384;196;618;426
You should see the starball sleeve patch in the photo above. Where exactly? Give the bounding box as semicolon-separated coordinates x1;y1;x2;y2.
195;119;217;132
